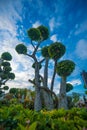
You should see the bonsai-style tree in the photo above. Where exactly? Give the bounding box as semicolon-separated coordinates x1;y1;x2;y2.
56;60;75;109
48;42;66;91
15;25;49;111
15;25;75;111
41;46;55;110
0;52;15;97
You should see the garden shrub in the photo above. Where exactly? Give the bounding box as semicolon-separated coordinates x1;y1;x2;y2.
0;104;87;130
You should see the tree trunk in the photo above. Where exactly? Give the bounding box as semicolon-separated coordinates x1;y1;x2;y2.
42;57;54;110
43;57;49;88
51;60;57;91
34;62;42;111
58;76;68;109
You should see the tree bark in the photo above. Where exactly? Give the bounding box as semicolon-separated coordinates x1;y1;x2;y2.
42;57;54;110
34;62;42;111
58;76;68;109
43;57;49;88
51;60;57;91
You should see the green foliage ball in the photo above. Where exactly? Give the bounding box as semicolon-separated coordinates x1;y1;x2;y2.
48;42;66;60
3;86;9;90
38;25;49;41
1;74;8;79
9;88;18;94
41;46;50;58
56;60;75;77
27;28;41;41
1;62;10;67
1;52;12;61
4;66;12;72
15;44;27;54
8;73;15;79
66;83;73;92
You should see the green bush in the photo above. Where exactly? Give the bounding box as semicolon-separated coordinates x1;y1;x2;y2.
0;104;87;130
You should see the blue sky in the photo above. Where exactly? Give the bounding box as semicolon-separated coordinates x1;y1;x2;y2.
0;0;87;95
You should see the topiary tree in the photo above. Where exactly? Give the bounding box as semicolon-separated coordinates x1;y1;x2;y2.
15;25;49;111
15;25;76;111
48;42;66;91
56;60;75;109
41;46;54;110
0;52;15;97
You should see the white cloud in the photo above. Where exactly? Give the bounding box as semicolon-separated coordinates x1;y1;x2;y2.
0;0;22;37
49;17;61;32
32;21;41;28
75;21;87;35
0;0;35;90
76;39;87;59
49;18;55;31
68;79;82;86
50;34;57;42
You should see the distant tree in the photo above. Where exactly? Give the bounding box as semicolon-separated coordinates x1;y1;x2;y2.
56;60;75;109
0;52;15;97
72;92;80;104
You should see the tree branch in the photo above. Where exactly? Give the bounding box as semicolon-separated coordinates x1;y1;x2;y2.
50;60;57;91
39;58;45;64
30;40;36;49
28;79;35;85
33;41;41;56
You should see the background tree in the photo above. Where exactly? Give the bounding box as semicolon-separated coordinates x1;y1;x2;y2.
0;52;15;97
66;83;73;93
56;60;75;109
66;83;74;109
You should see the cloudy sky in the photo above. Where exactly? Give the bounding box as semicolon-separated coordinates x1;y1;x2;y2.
0;0;87;94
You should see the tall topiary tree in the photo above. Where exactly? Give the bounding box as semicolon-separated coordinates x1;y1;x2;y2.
56;60;75;109
41;46;54;110
15;25;49;111
48;42;66;91
0;52;15;97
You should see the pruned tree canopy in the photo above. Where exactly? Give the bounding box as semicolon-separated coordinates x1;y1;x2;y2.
48;42;66;60
56;60;75;77
1;52;12;61
66;83;73;92
15;44;27;54
41;46;50;58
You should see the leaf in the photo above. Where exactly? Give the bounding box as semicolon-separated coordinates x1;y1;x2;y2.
29;122;37;130
18;124;26;130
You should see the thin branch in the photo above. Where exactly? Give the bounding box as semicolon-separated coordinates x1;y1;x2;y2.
39;58;45;64
26;53;32;58
30;40;36;49
50;60;57;91
33;41;41;56
28;79;35;85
